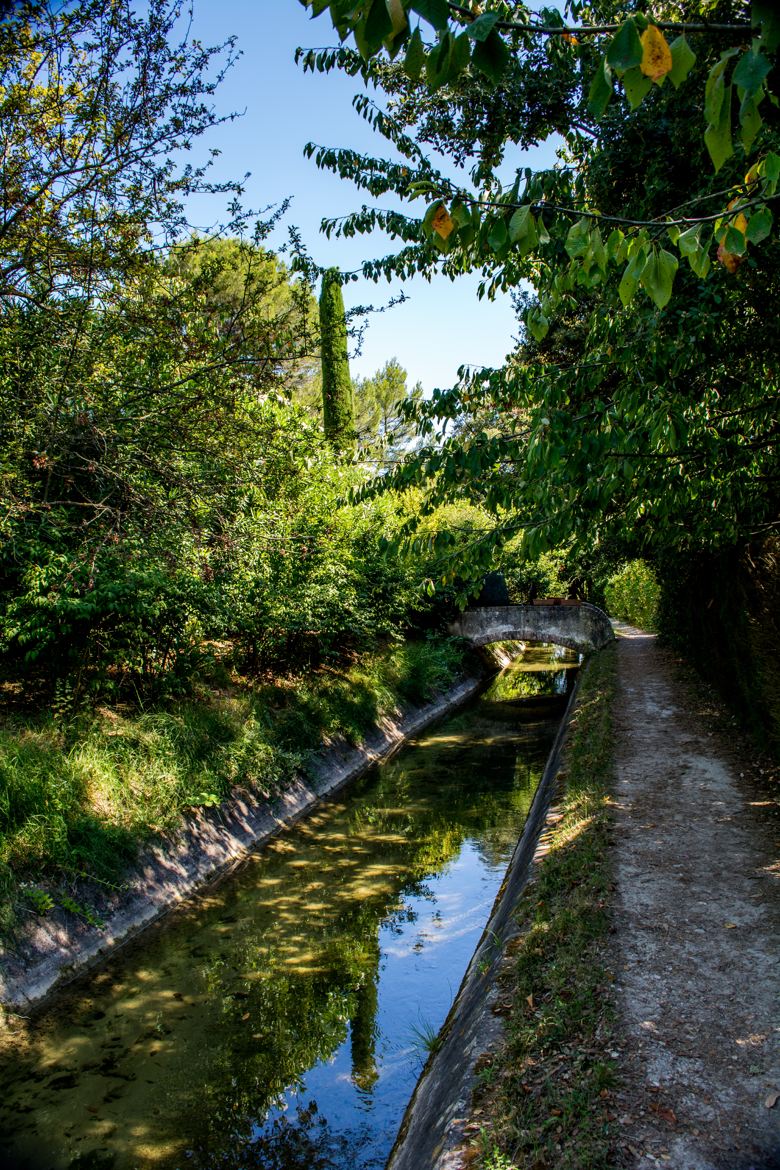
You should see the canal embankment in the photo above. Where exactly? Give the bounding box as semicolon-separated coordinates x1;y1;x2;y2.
0;643;574;1170
418;629;780;1170
0;639;518;1013
388;640;618;1170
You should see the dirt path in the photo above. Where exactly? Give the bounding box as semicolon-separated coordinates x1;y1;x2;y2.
609;628;780;1170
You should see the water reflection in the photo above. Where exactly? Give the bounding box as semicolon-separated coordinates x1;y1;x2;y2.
0;646;571;1170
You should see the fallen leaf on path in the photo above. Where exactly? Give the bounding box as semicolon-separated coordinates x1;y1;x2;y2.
650;1101;678;1125
765;1090;779;1109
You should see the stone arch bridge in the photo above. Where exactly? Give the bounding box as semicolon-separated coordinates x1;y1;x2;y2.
450;602;614;656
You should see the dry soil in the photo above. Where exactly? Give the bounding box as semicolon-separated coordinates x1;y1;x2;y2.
608;627;780;1170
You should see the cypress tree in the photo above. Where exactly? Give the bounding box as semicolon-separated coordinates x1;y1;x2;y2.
319;268;355;457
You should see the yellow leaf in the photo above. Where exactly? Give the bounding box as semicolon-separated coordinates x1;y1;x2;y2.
745;163;761;189
432;205;455;239
640;25;673;82
734;212;748;234
387;0;407;37
717;243;743;273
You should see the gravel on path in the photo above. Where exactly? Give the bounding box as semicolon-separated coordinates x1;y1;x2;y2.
609;627;780;1170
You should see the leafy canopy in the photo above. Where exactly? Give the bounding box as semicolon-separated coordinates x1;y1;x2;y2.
298;0;779;318
294;0;779;575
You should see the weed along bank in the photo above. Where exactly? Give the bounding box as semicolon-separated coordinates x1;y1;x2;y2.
0;643;584;1170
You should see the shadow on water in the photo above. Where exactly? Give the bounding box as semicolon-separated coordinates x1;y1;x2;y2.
0;645;575;1170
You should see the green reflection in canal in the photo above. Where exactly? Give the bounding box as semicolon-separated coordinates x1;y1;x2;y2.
0;645;573;1170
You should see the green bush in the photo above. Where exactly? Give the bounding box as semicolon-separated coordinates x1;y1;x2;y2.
0;633;471;921
604;560;660;631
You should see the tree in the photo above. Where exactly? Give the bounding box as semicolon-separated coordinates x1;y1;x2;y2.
0;0;246;307
0;3;327;692
167;237;320;400
319;267;356;455
295;1;780;750
295;1;778;552
354;357;423;460
298;1;779;314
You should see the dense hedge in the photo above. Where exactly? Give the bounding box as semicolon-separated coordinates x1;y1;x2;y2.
657;539;780;758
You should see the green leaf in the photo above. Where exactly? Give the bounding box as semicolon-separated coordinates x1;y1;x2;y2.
606;19;642;73
488;217;508;252
724;224;746;254
526;306;549;342
668;35;696;89
565;217;591;260
752;0;780;52
586;226;607;274
450;31;471;81
676;223;702;257
704;51;737;125
409;0;449;32
426;31;467;88
618;249;646;307
622;66;652;109
508;204;533;243
471;29;509;83
740;95;762;153
688;236;711;279
704;84;733;172
588;58;614;119
354;0;393;59
640;248;678;309
465;12;500;42
746;204;773;243
763;151;780;183
606;228;625;263
450;201;472;230
733;48;772;98
404;26;425;80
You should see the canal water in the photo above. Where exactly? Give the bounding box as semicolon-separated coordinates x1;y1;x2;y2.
0;645;577;1170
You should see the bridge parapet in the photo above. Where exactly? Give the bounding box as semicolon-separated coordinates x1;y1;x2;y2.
450;603;614;656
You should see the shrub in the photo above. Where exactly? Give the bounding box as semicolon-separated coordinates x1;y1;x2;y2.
604;560;660;631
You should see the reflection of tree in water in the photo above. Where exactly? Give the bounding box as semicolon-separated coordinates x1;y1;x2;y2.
0;701;552;1170
254;1101;351;1170
184;1099;355;1170
349;935;380;1092
184;736;546;1162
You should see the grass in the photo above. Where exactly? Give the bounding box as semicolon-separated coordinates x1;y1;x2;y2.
410;1015;444;1060
468;644;618;1170
0;634;471;934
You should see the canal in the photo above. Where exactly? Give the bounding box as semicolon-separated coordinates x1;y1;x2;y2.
0;645;577;1170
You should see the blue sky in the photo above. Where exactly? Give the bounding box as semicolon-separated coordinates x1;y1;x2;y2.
185;2;558;392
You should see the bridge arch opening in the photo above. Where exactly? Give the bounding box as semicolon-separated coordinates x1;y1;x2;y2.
450;603;614;658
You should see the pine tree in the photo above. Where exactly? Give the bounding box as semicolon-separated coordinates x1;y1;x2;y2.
319;268;355;457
